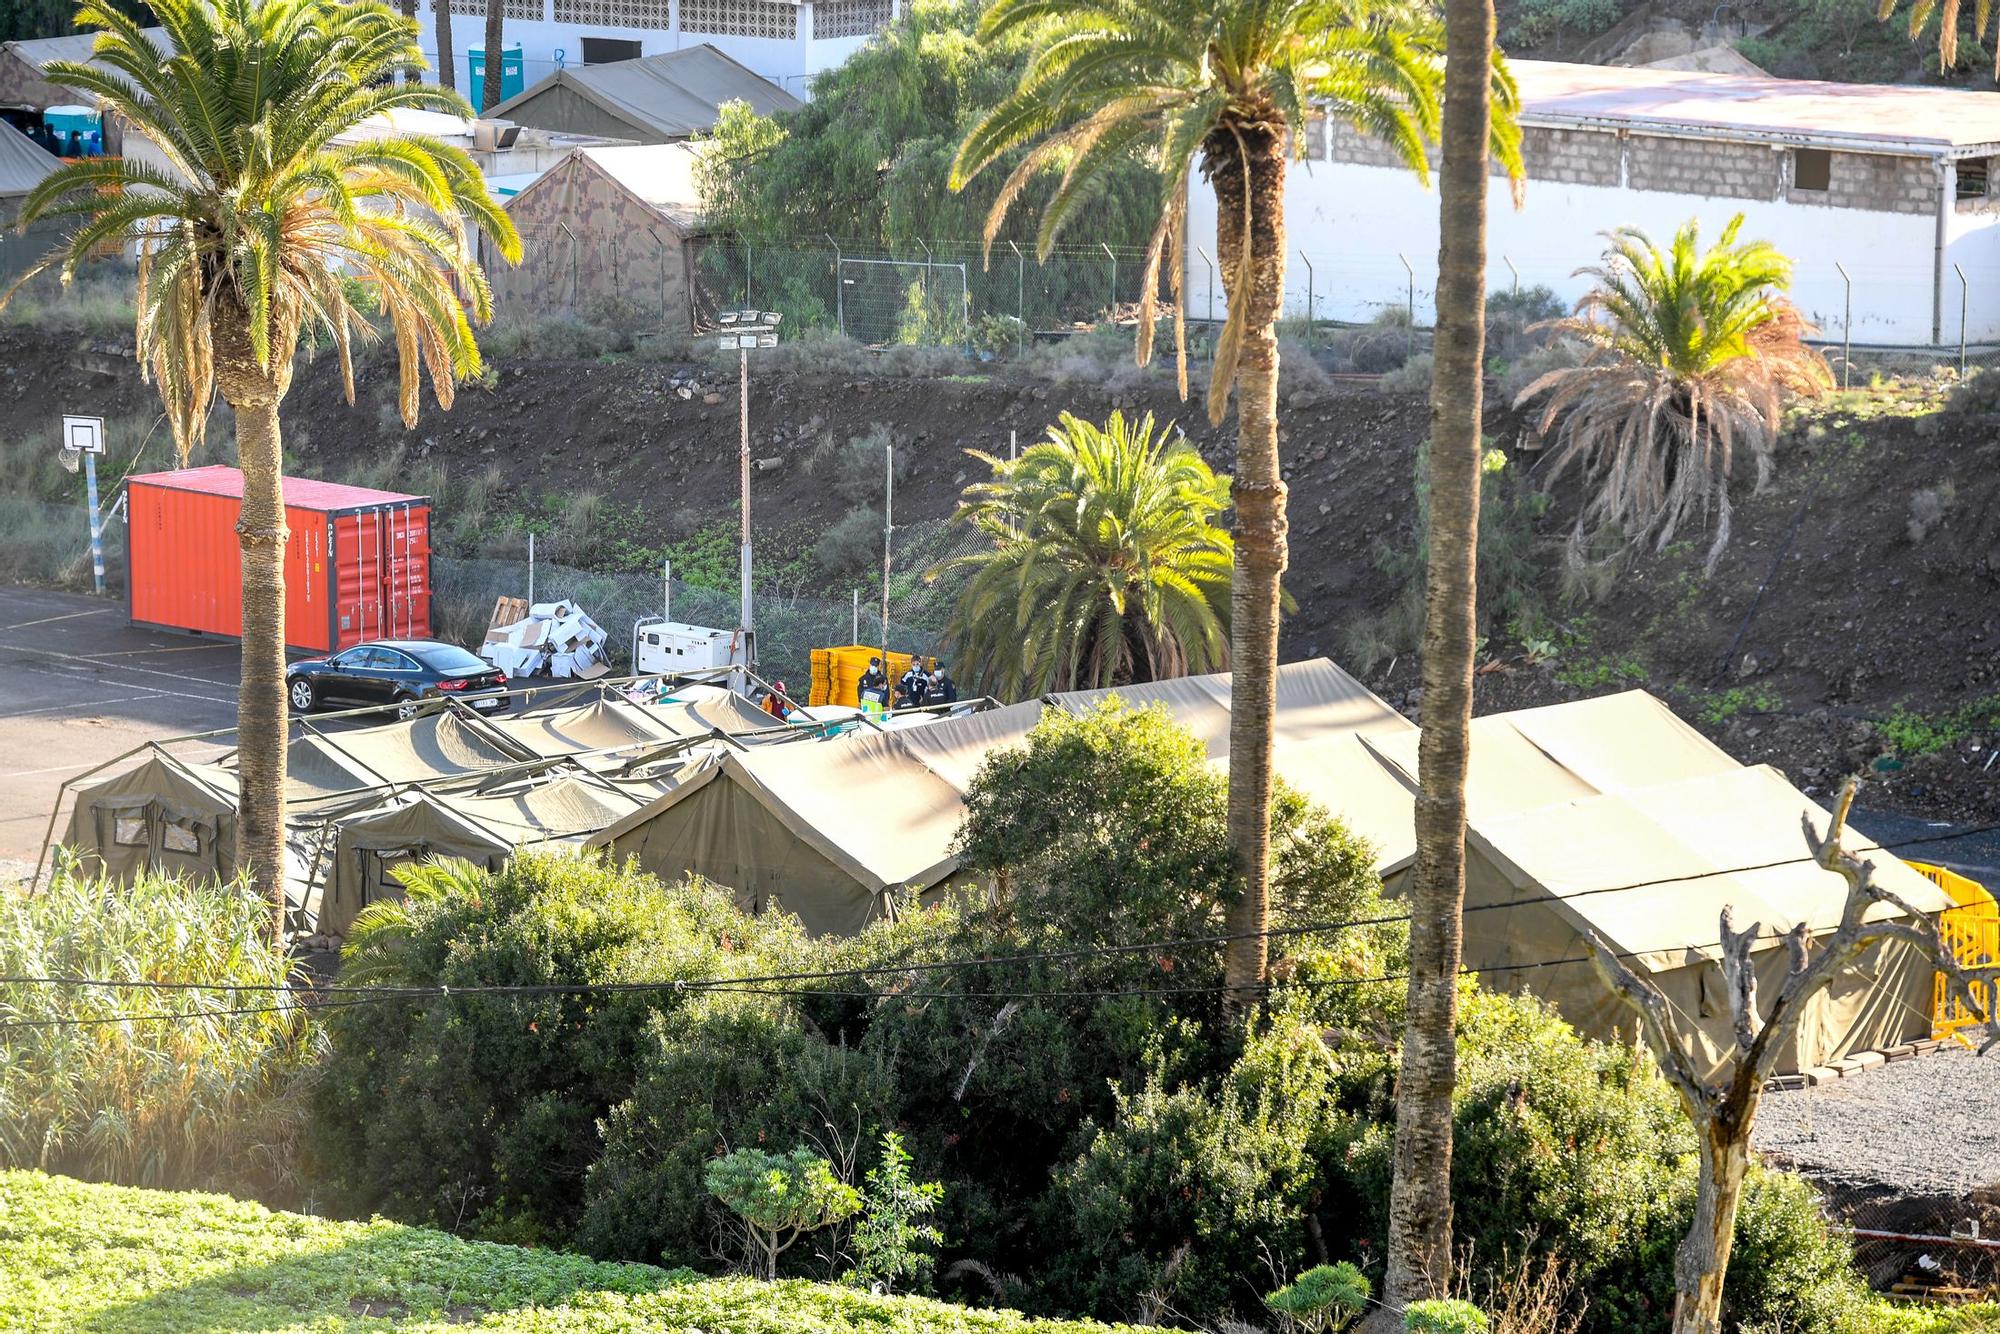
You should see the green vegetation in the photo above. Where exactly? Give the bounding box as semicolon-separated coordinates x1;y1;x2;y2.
1516;215;1831;573
1877;694;2000;757
1404;1299;1489;1333
705;1147;863;1280
847;1132;947;1293
939;410;1233;698
0;1170;1149;1333
0;863;322;1204
1266;1263;1371;1332
1505;0;1620;50
1687;685;1785;725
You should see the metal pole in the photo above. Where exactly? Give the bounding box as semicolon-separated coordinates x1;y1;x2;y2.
1102;241;1117;321
1298;249;1314;332
1008;428;1018;538
918;239;932;330
1399;253;1416;358
557;221;578;311
880;441;893;664
739;344;752;646
827;232;843;338
663;555;671;624
1957;262;1969;376
852;588;859;645
1197;246;1216;357
1010;240;1026;352
527;530;535;605
1504;255;1520;296
83;450;104;595
1834;261;1852;390
745;240;754;307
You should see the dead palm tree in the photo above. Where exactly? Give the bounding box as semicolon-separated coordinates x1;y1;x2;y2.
938;409;1233;699
9;0;519;935
950;0;1521;1014
1515;215;1830;573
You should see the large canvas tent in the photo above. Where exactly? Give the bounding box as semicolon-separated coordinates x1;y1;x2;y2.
316;775;653;937
62;749;240;885
488;45;800;144
0;119;55;216
1366;694;1953;1072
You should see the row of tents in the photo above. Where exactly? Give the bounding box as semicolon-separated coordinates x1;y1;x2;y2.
56;661;1957;1073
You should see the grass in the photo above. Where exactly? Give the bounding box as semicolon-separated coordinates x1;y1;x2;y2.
0;1170;1151;1333
1877;695;2000;757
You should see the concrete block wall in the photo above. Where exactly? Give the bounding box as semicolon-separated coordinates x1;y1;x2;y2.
1515;126;1620;186
1791;150;1938;216
1625;134;1776;201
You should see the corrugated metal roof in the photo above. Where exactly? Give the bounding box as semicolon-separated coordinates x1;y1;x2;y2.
128;465;426;510
3;26;173;71
0;118;56;197
1514;59;2000;151
490;43;800;142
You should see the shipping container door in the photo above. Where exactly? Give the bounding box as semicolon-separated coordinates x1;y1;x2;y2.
331;511;386;649
283;509;330;653
383;504;431;640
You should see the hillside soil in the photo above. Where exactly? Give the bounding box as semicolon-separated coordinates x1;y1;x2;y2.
4;324;1997;828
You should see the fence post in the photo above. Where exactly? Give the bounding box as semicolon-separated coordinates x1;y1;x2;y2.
1196;246;1216;359
1102;242;1117;322
1503;255;1520;296
1008;240;1025;352
611;235;620;294
1957;262;1969;377
827;232;843;339
1399;252;1415;359
1834;261;1852;390
527;530;535;606
745;237;754;307
645;226;670;326
1297;249;1315;332
918;239;933;326
557;221;578;310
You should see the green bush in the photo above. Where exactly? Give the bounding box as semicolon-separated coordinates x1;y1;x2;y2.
848;1131;946;1293
1405;1298;1489;1334
706;1145;863;1279
0;862;322;1203
311;854;815;1244
1266;1262;1371;1332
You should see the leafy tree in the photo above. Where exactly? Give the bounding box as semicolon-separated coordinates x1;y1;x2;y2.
1268;1263;1373;1333
8;0;517;931
939;410;1231;699
950;0;1521;1025
846;1131;945;1293
695;0;1155;250
705;1146;863;1280
1514;215;1830;573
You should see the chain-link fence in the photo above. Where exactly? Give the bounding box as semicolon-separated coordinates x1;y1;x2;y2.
1834;1188;2000;1299
0;497;126;594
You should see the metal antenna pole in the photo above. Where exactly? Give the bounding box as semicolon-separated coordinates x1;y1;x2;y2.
1834;262;1852;390
881;440;893;664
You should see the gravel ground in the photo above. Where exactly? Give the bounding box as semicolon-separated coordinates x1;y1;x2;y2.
1755;1048;2000;1197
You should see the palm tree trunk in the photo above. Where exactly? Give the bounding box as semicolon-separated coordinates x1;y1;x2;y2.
480;0;504;112
1377;0;1494;1314
1208;117;1288;1016
435;0;457;93
213;311;294;942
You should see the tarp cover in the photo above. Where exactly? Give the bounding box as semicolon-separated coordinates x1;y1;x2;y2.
490;45;801;144
0;119;55;197
321;776;646;937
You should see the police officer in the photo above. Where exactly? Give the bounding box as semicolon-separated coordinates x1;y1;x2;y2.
856;656;890;713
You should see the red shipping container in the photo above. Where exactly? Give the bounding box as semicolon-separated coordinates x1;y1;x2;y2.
125;465;432;654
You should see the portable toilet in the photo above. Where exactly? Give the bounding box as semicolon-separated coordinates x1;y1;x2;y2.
466;45;526;102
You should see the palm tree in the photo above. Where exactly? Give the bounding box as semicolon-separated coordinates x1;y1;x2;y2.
434;0;457;92
1375;0;1500;1313
938;410;1232;699
480;0;504;111
951;0;1520;1013
1878;0;1991;74
9;0;519;936
1515;215;1829;573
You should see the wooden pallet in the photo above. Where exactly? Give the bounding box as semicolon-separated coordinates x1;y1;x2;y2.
486;595;529;640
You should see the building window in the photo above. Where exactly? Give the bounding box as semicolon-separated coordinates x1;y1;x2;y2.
162;820;202;856
681;0;798;39
1958;158;1992;200
1793;148;1831;192
578;34;647;61
813;0;890;38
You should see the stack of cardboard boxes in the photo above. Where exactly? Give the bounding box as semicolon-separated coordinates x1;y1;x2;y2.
480;598;614;680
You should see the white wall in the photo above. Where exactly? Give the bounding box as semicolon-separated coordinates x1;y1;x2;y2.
1185;154;1979;347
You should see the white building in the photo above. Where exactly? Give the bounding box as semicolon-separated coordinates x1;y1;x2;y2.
1187;61;2000;347
418;0;895;100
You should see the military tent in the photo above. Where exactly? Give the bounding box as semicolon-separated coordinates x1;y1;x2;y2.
1367;694;1952;1072
1049;658;1411;756
590;730;973;935
0;119;54;214
490;697;695;765
318;774;653;937
294;710;523;787
62;749;241;885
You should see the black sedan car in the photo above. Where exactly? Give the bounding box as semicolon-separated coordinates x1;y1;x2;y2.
286;639;509;719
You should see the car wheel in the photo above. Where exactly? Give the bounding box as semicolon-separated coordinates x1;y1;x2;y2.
394;695;420;722
288;678;315;713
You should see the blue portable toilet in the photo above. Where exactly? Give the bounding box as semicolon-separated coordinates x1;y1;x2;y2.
466;44;525;102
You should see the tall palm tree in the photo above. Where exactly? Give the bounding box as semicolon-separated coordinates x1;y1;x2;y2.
1375;0;1499;1313
480;0;504;111
1515;215;1829;573
950;0;1520;1010
10;0;519;936
433;0;457;92
1878;0;1992;73
938;409;1232;699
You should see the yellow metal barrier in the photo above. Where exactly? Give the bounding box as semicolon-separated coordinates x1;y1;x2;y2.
1912;861;1999;1040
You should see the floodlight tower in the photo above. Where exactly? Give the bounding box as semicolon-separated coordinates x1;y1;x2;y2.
715;308;781;692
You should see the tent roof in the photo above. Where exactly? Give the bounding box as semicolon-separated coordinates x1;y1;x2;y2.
578;142;707;229
889;701;1043;794
1465;765;1953;972
490;44;800;142
342;775;649;851
1048;658;1409;757
1262;731;1420;868
72;749;238;817
593;730;967;892
0;119;56;197
299;711;520;787
490;697;691;761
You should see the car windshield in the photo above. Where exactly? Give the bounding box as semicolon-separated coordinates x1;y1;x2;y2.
410;643;490;675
